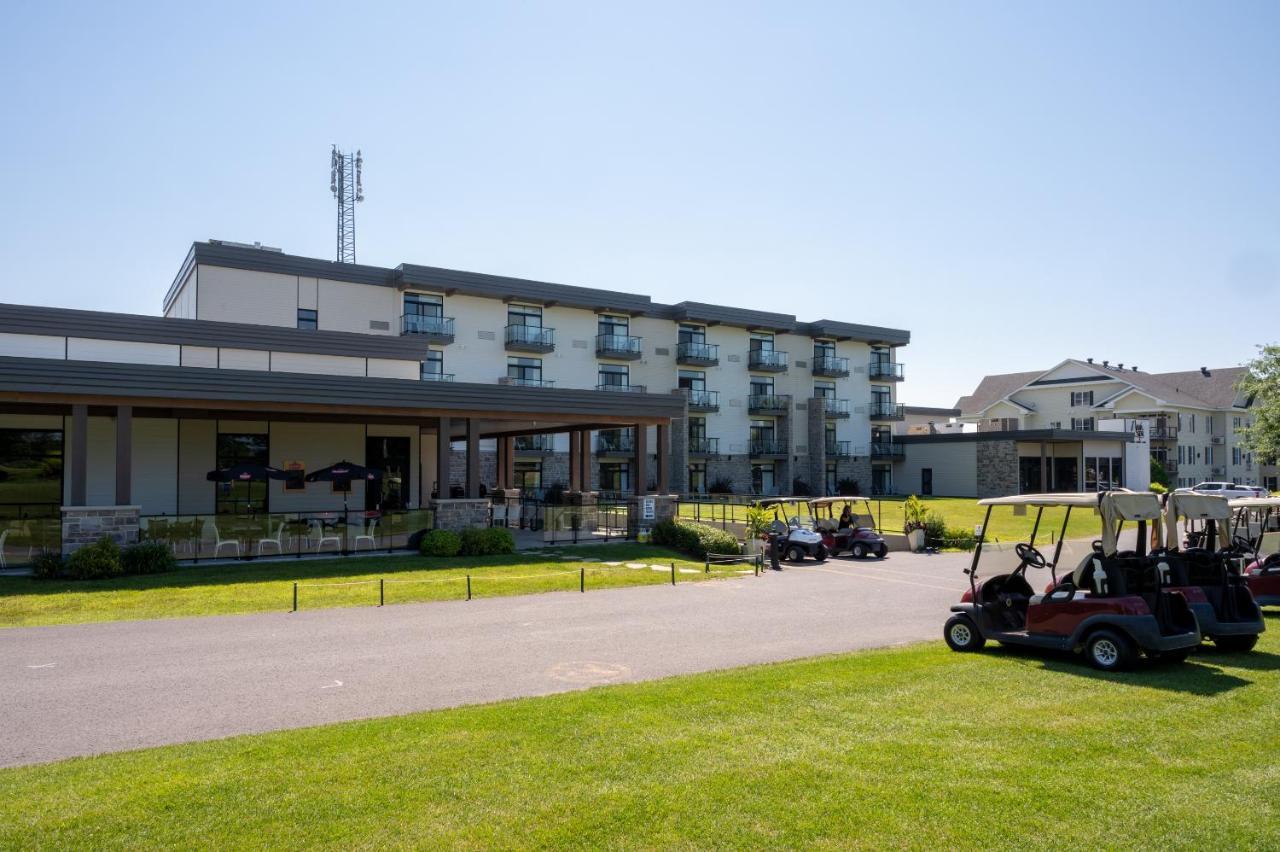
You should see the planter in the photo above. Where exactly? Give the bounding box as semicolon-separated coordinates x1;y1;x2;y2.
906;529;926;552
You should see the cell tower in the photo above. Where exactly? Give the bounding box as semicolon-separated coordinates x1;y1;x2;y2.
329;146;364;263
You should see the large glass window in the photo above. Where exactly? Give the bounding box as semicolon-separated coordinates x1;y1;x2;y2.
749;332;774;352
598;364;629;388
814;380;836;399
678;369;706;392
216;433;269;515
598;314;629;337
688;463;707;495
366;436;411;511
0;429;63;562
508;304;543;327
514;461;542;492
814;340;836;360
678;324;706;346
507;357;544;386
751;463;775;495
403;293;446;335
599;462;631;494
750;376;775;397
422;350;445;380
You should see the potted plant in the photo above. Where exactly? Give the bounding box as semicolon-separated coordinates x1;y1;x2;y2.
744;505;772;554
903;494;927;552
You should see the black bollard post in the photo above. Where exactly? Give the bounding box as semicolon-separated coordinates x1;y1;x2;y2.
292;582;298;612
379;578;384;607
466;574;472;601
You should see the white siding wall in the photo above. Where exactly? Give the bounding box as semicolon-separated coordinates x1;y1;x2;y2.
218;348;271;371
194;265;298;327
132;418;178;515
367;358;421;380
317;278;398;335
164;266;197;319
180;345;218;368
270;352;366;377
67;338;181;366
266;422;365;512
899;443;978;497
177;419;216;514
0;332;64;359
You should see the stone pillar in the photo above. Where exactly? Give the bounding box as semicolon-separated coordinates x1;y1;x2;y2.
429;498;491;531
626;493;679;538
657;423;670;495
496;437;512;489
465;418;481;498
669;390;689;497
634;424;648;494
71;404;88;506
579;430;592;491
807;397;826;495
115;405;132;506
61;505;140;554
436;416;452;499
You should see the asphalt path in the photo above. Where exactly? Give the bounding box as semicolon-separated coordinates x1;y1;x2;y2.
0;551;982;767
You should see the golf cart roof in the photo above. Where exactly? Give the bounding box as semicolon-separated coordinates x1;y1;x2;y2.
754;497;809;507
1163;491;1231;550
977;493;1102;509
1228;496;1280;510
807;496;865;506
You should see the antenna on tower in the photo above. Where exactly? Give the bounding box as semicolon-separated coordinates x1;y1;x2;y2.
329;145;364;263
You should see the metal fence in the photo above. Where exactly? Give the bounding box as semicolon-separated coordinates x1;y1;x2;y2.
0;502;62;566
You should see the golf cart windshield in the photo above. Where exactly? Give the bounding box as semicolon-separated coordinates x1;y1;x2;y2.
754;498;812;528
1162;492;1231;551
1228;496;1280;557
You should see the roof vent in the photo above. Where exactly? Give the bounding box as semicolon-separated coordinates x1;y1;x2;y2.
1103;360;1109;367
1201;367;1210;377
1132;365;1139;372
1117;363;1124;370
1086;357;1094;364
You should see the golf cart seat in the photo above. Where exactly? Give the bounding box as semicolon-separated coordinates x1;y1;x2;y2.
814;518;838;533
1069;554;1133;597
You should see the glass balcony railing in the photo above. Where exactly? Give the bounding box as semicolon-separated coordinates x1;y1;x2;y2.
595;334;642;358
749;438;787;456
821;398;850;417
401;313;455;339
870;441;904;459
748;349;789;371
685;389;719;410
421;372;455;382
596;433;636;454
596;383;647;393
869;361;905;381
869;402;905;420
505;324;556;351
677;341;719;365
825;440;851;457
811;355;849;377
688;437;719;455
748;394;791;413
499;376;555;388
513;435;553;453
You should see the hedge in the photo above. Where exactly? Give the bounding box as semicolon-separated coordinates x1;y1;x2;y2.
459;527;515;556
651;519;740;560
419;529;462;557
35;536;179;581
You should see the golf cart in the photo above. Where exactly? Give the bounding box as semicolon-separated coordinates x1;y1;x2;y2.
944;491;1200;671
1229;496;1280;607
1154;492;1264;652
808;496;888;559
754;497;827;562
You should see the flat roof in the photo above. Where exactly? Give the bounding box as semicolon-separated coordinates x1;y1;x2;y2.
895;429;1133;444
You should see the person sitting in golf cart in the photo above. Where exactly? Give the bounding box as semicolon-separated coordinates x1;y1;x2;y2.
838;506;852;530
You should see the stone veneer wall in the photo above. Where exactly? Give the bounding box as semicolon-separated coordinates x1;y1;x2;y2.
976;440;1019;498
430;498;491;530
704;457;752;496
61;506;140;554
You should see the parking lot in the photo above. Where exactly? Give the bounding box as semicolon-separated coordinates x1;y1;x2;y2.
1;549;980;767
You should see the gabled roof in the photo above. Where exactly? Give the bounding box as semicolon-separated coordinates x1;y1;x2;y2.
954;370;1041;416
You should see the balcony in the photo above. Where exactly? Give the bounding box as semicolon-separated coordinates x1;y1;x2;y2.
869;402;906;421
596;333;642;360
421;372;455;382
1210;436;1225;446
505;324;555;353
401;313;456;343
596;383;647;394
748;349;789;372
1150;424;1179;441
688;437;719;456
811;355;850;378
677;341;719;366
499;376;555;388
596;433;635;455
1156;458;1178;475
870;441;904;460
748;394;792;415
749;438;788;457
685;389;720;412
825;440;852;458
821;398;851;418
513;435;553;454
1211;466;1227;477
869;361;905;381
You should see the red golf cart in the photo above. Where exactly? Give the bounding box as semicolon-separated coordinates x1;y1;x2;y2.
808;497;888;559
944;491;1200;671
1154;492;1264;652
1229;496;1280;608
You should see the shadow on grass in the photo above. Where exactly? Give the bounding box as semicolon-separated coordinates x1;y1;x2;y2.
1193;648;1280;672
0;543;681;598
984;642;1252;696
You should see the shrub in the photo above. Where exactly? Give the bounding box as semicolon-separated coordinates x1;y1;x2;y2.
708;478;734;495
791;478;813;497
31;550;64;580
63;535;122;580
1150;456;1170;488
120;541;178;575
943;526;977;551
837;478;860;497
419;529;461;557
458;526;515;556
1148;481;1168;495
652;519;740;559
903;495;927;534
922;511;947;548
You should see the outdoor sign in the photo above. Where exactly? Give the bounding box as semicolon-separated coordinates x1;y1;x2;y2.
284;461;306;491
642;496;655;521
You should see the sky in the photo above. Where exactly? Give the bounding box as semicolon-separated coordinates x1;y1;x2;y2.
1;1;1277;406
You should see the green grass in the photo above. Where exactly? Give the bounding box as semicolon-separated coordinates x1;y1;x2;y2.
2;618;1277;849
0;545;733;629
680;496;1103;542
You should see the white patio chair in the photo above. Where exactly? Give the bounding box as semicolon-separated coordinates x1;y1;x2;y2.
311;519;342;552
212;524;240;558
353;518;377;551
491;502;509;528
257;520;287;556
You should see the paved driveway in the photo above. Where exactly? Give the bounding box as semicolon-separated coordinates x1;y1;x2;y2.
1;551;974;768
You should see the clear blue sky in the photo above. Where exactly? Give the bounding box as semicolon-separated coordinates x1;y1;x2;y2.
2;1;1276;405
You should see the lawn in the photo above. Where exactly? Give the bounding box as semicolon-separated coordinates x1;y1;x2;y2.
2;619;1276;849
0;544;736;629
681;495;1103;542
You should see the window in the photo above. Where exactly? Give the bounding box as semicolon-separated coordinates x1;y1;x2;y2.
688;463;707;495
1085;457;1123;491
1233;447;1242;465
1189;414;1196;434
1070;390;1094;407
297;308;317;330
826;462;837;496
814;340;836;360
507;357;544;386
824;421;837;449
750;376;775;397
688;417;707;443
678;370;706;392
597;364;629;388
422;350;444;380
813;381;836;400
598;462;631;494
870;346;891;366
0;429;63;508
1233;416;1243;430
1070;417;1095;431
597;314;629;337
751;462;776;495
678;324;706;346
216;432;269;515
750;420;776;443
1207;417;1215;435
749;332;774;352
514;461;542;492
1049;421;1062;429
508;304;542;327
403;293;445;334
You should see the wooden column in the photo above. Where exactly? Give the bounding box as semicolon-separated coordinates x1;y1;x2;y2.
634;424;648;494
71;404;88;505
497;437;514;489
505;437;516;490
115;405;132;505
656;422;670;495
465;418;481;498
579;430;593;491
568;430;581;491
436;416;451;499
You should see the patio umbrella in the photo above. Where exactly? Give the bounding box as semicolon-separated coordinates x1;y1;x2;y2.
305;460;384;513
205;462;288;482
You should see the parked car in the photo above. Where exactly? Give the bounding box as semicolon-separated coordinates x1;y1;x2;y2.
1177;481;1268;499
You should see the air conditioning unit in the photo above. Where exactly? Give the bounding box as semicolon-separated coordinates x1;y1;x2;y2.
1210;436;1225;445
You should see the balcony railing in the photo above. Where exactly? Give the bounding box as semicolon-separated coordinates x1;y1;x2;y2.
596;383;647;394
749;438;787;456
748;394;792;414
400;313;456;341
499;376;555;388
677;341;719;366
870;441;904;460
595;333;643;360
513;435;553;453
685;389;720;411
869;402;905;420
596;433;636;454
811;355;850;377
748;349;789;372
421;371;455;382
825;440;852;457
1210;436;1225;446
688;437;719;455
1156;458;1178;475
1150;424;1179;441
505;324;556;353
1211;466;1227;477
821;398;851;418
869;361;905;381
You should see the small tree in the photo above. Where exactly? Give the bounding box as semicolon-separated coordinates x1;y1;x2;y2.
1237;344;1280;466
903;494;927;534
1150;456;1170;488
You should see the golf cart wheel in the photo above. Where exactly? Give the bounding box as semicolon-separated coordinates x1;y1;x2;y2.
1084;629;1137;672
851;543;867;559
785;545;806;563
875;546;887;559
814;544;828;562
944;615;985;652
1213;634;1258;653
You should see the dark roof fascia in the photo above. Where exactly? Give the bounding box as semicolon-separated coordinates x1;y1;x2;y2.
395;263;653;314
162;244;199;314
0;303;431;361
803;320;911;346
0;357;688;421
903;406;960;416
668;301;796;332
895;429;1134;444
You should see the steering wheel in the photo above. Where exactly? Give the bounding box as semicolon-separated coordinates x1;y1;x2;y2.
1232;535;1253;553
1015;543;1047;569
